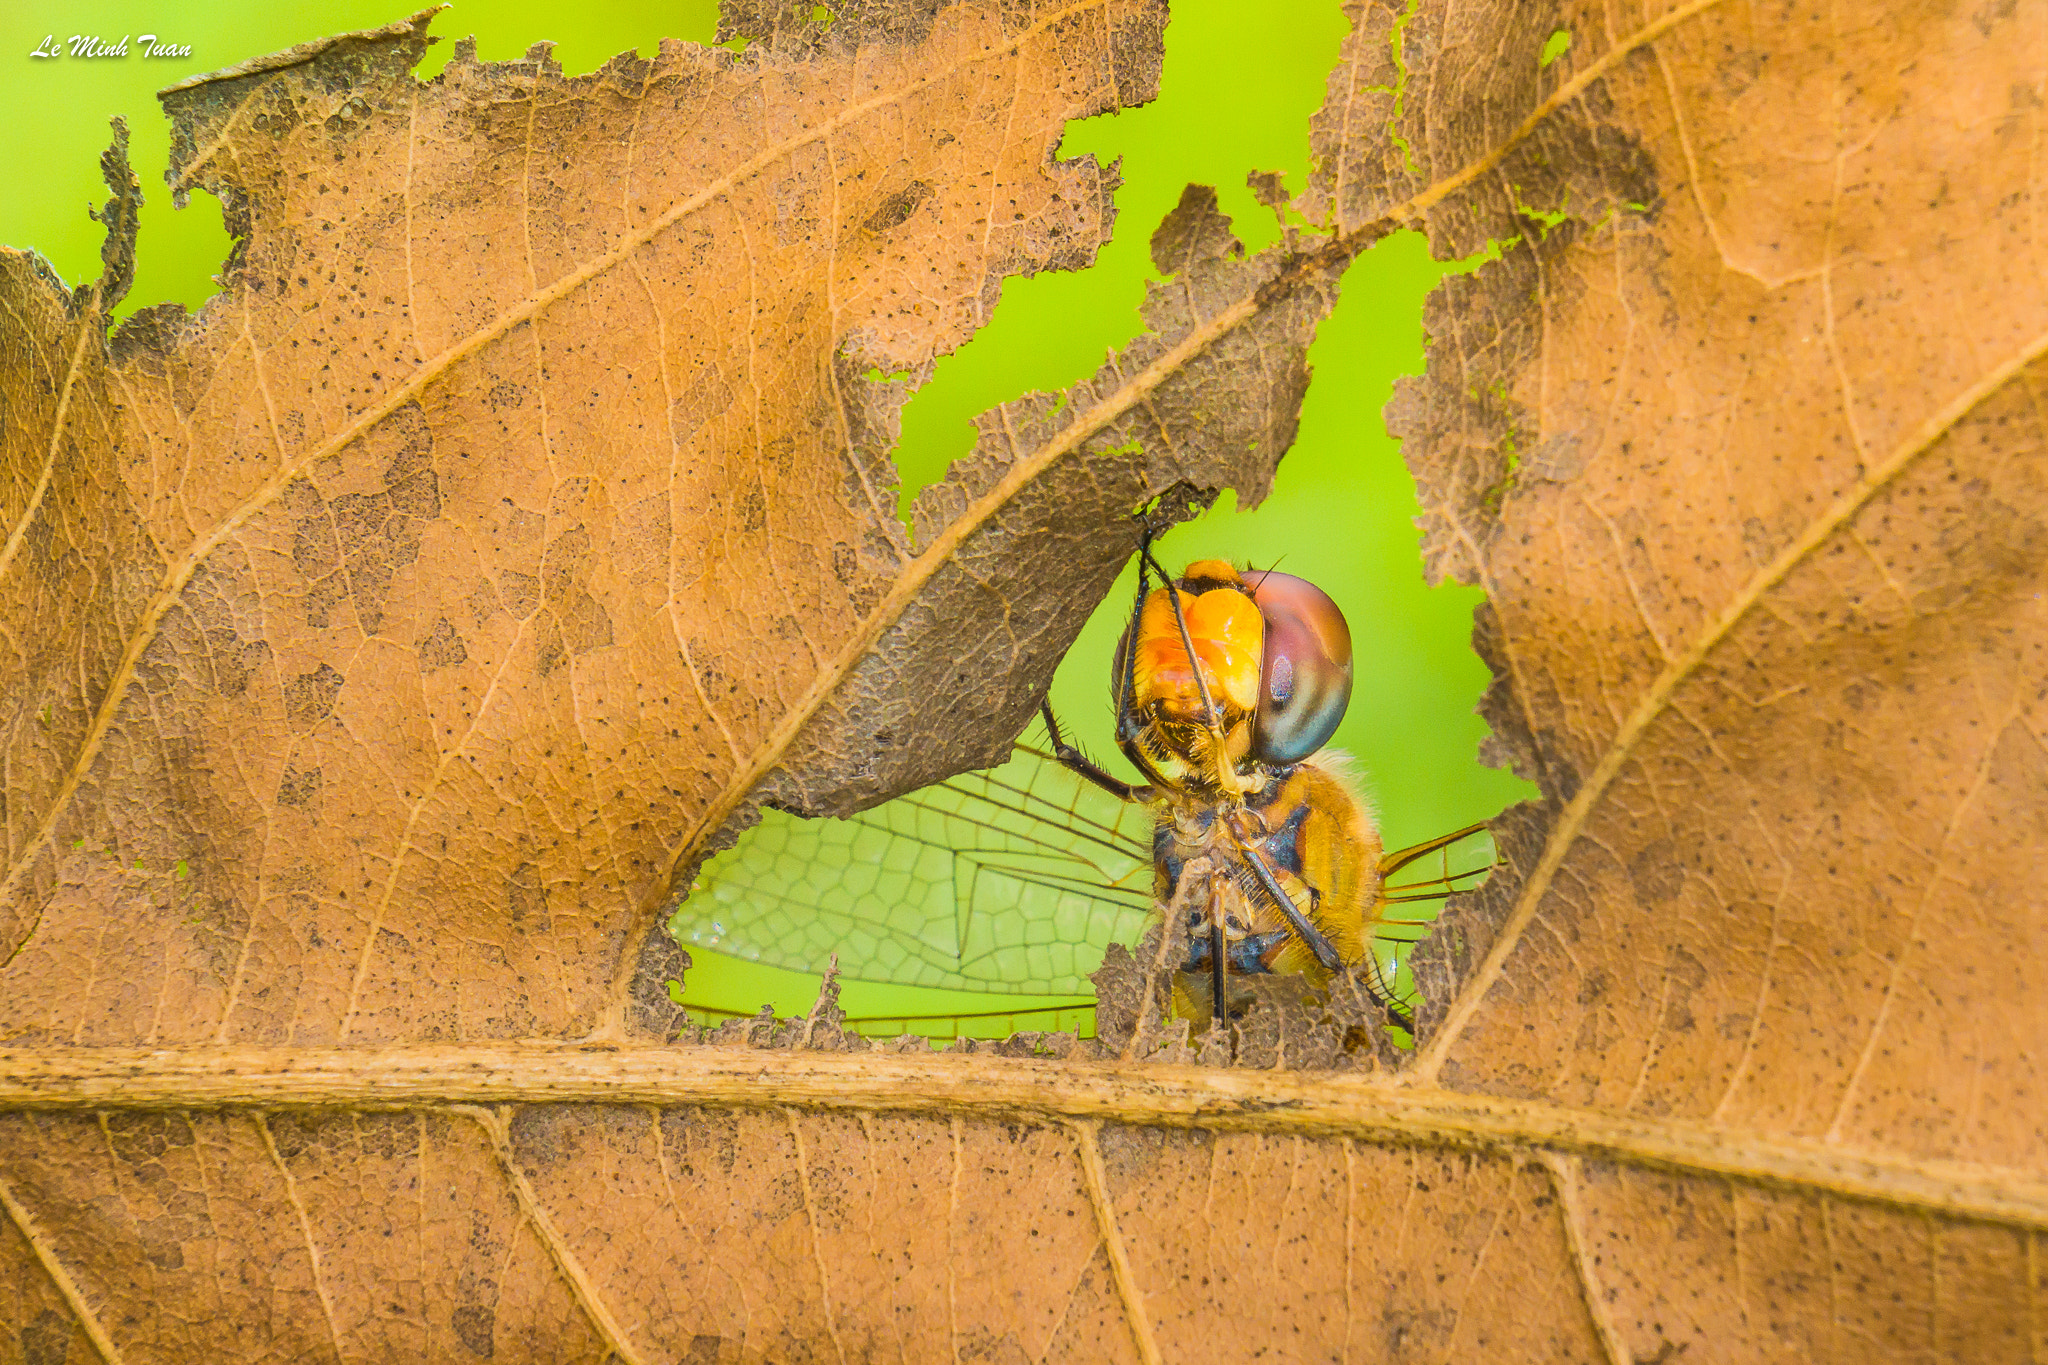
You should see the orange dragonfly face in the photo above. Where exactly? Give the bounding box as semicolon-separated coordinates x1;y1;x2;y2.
669;530;1492;1040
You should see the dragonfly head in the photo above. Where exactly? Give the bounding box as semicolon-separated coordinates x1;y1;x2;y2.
1117;559;1354;776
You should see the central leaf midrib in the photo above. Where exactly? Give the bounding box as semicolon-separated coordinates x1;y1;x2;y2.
6;1043;2043;1231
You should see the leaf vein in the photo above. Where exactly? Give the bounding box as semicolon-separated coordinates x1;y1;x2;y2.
1538;1153;1630;1365
0;0;1121;945
17;1047;2048;1229
1070;1118;1162;1365
1415;320;2048;1081
256;1113;347;1364
0;1164;125;1365
456;1103;651;1365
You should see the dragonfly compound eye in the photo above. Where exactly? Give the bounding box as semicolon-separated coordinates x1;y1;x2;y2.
1243;569;1353;764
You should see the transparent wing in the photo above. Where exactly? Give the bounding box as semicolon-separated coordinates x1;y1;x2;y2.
1363;822;1500;1027
670;744;1156;996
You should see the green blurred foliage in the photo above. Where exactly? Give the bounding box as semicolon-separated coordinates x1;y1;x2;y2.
0;0;1536;1032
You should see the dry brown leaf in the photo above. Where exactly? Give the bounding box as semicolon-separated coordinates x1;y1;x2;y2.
0;0;1195;1047
2;0;2044;1360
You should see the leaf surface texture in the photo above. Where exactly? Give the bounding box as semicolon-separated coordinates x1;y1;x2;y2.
1;0;2043;1360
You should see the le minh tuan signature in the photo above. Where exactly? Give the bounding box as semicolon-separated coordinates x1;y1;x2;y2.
30;33;192;59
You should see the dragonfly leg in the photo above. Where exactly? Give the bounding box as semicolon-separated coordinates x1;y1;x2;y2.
1236;839;1421;1032
1109;529;1177;790
1233;839;1343;972
1359;951;1417;1034
1112;524;1155;751
1209;914;1229;1027
1039;701;1146;803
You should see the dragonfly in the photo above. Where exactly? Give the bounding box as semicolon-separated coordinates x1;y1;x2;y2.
669;531;1494;1039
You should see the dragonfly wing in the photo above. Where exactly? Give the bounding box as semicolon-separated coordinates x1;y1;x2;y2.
670;745;1155;996
1364;823;1500;1023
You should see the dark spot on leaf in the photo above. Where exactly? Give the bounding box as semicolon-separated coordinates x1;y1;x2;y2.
862;179;932;233
419;617;468;670
283;663;344;728
507;861;546;927
1628;839;1683;907
451;1304;494;1358
737;487;767;533
534;615;566;677
19;1308;72;1365
276;765;323;806
558;591;613;656
497;570;539;620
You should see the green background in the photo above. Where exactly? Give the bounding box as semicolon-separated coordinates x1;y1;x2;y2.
0;0;1535;1029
